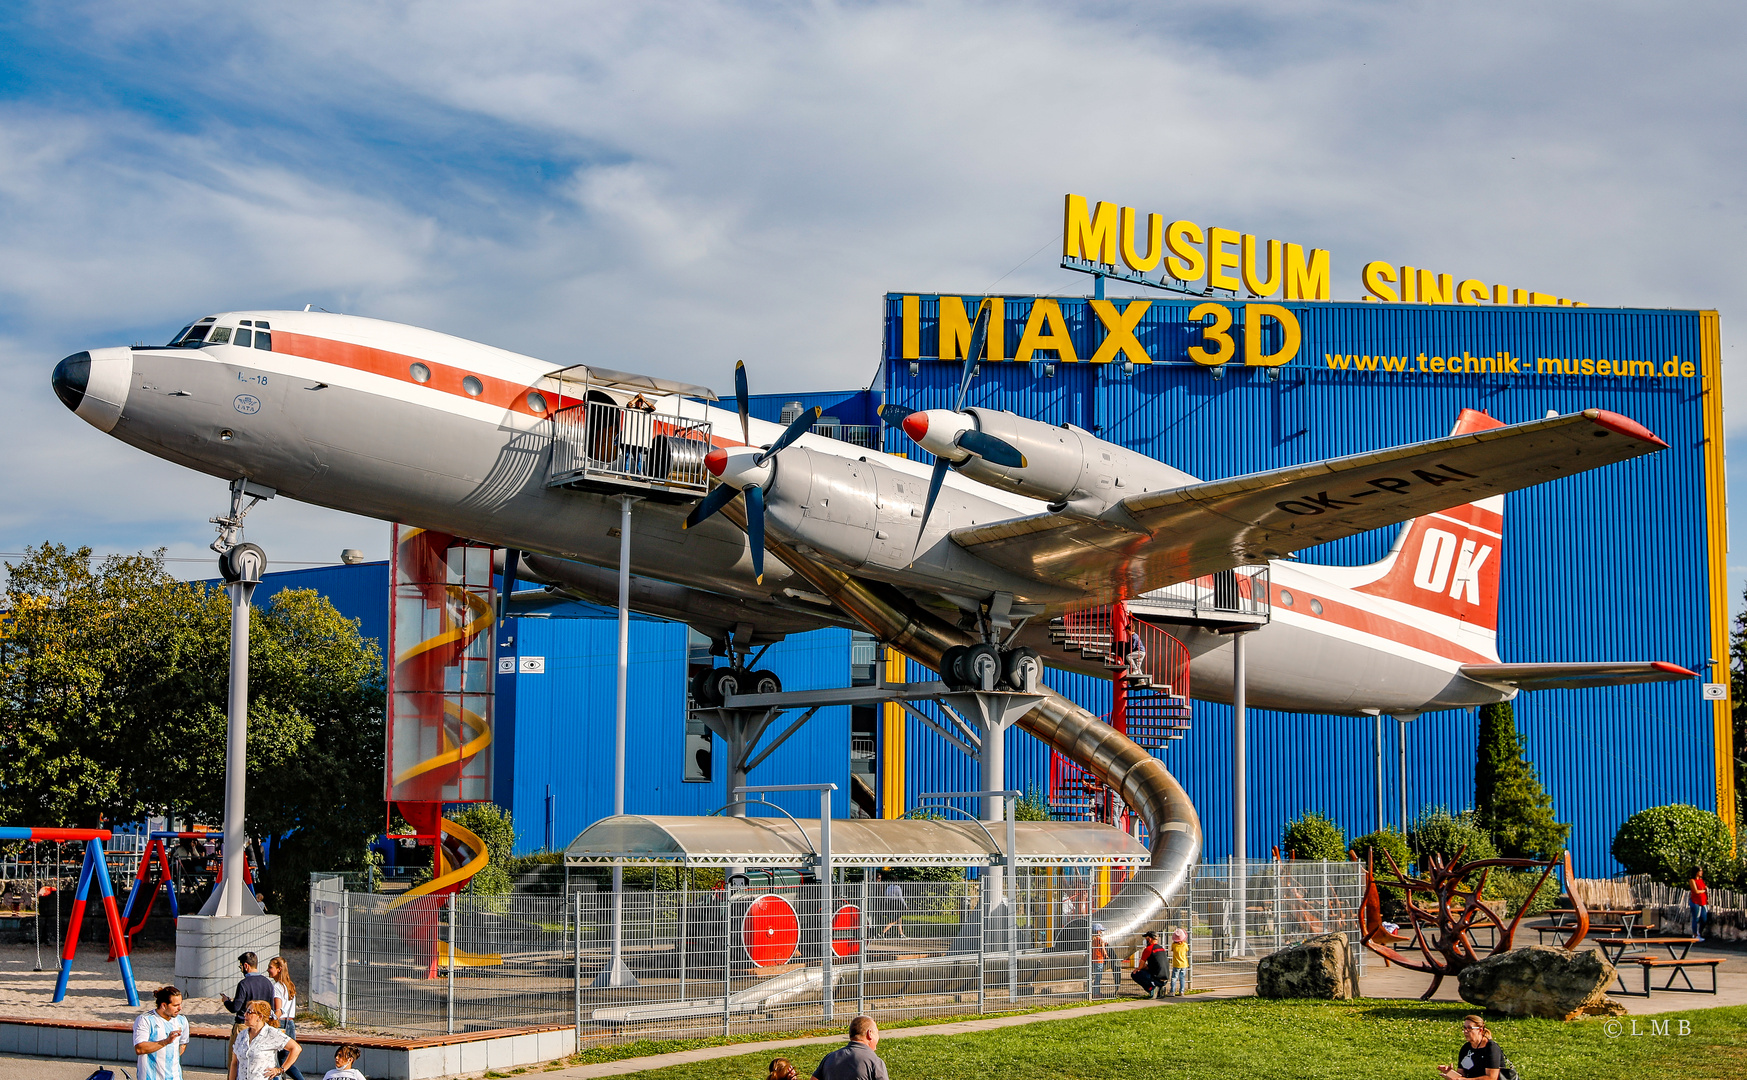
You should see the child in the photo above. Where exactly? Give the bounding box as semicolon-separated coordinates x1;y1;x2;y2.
1091;922;1122;996
324;1043;366;1080
1168;928;1190;996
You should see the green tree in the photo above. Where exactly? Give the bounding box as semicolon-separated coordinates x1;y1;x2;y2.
0;544;384;918
1474;701;1569;859
1408;806;1498;865
1281;811;1346;861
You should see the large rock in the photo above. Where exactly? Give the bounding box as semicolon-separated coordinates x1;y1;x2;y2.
1256;933;1358;999
1457;946;1626;1020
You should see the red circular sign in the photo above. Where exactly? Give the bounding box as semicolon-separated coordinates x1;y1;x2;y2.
831;903;862;957
741;894;800;967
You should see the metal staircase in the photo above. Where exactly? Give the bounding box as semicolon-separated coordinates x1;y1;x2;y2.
1046;608;1192;747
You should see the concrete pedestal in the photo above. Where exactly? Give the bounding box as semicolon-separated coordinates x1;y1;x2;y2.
175;914;281;999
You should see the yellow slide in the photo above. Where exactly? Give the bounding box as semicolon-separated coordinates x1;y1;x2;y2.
386;816;504;967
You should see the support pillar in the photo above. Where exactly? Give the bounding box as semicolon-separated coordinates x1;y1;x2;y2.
1231;630;1248;958
1395;713;1418;833
595;495;639;988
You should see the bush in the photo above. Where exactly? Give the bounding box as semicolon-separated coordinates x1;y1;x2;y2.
1351;827;1412;918
1281;811;1346;861
1611;804;1733;887
1408;806;1498;867
1486;868;1561;919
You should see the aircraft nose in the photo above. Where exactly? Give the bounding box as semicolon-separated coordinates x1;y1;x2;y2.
52;351;91;412
51;346;132;433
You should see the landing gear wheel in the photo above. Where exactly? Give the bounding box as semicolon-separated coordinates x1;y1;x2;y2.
747;669;782;696
703;667;742;705
689;669;721;707
939;645;970;690
961;644;1003;691
1002;647;1042;692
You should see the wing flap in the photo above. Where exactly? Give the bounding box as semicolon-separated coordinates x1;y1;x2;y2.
1460;662;1696;691
950;409;1665;602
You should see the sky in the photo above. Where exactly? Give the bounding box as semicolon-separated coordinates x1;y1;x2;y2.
2;1;1744;602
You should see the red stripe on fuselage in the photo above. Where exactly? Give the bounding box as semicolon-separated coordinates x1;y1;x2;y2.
1264;579;1493;665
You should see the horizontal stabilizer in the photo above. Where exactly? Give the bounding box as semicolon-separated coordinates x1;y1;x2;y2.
1459;661;1695;691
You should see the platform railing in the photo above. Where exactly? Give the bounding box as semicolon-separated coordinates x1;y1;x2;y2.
547;401;714;494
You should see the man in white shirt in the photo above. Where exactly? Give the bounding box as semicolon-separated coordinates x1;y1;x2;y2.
133;985;190;1080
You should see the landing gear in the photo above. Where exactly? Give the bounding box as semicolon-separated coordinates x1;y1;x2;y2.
940;644;1041;692
690;664;781;707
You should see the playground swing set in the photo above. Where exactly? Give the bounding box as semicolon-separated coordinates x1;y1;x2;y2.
0;827;140;1006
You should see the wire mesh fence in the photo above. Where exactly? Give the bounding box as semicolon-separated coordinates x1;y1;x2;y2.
309;860;1362;1042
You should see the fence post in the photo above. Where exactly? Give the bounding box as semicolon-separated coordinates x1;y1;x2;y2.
335;884;345;1027
1274;860;1283;951
976;878;987;1014
1320;861;1330;935
679;872;689;1003
1085;907;1093;1002
446;894;456;1035
723;898;732;1038
573;890;582;1038
857;876;867;1018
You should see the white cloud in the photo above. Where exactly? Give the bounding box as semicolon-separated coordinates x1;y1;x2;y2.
1;0;1743;590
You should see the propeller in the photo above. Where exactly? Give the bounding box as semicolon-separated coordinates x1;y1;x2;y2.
681;364;821;584
878;300;1026;556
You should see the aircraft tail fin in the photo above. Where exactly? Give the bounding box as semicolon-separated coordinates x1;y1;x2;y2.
1354;409;1505;638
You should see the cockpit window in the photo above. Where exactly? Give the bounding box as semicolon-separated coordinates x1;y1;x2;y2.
169;325;194;345
255;321;269;329
176;321;214;345
254;330;271;350
234;329;253;348
209;327;233;345
240;320;253;327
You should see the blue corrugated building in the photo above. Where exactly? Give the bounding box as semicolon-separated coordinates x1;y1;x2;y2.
252;292;1730;874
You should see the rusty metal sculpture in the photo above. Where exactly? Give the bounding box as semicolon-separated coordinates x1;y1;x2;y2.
1361;848;1587;1000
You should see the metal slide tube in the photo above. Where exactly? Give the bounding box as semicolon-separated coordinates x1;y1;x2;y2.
731;512;1203;950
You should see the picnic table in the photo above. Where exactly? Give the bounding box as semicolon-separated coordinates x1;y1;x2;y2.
1594;936;1699;993
1547;907;1642;932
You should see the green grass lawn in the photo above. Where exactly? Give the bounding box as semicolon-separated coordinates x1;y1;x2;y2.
591;999;1746;1080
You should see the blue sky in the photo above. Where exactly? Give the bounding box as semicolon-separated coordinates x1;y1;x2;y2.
2;1;1744;606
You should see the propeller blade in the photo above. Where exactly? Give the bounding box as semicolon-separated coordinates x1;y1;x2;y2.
912;456;951;561
734;361;750;446
756;406;820;465
956;428;1027;469
953;300;992;412
878;403;914;427
744;484;766;584
682;483;740;530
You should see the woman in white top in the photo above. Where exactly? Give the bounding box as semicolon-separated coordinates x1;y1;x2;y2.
229;1000;301;1080
266;956;306;1080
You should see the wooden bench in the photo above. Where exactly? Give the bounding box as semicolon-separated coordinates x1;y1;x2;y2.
1624;956;1721;996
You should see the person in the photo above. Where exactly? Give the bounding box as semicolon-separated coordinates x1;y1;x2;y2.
222;952;277;1039
620;392;657;475
322;1044;366;1080
1436;1015;1511;1080
133;984;190;1080
880;876;907;939
1130;930;1166;998
1690;867;1709;941
1125;626;1147;676
1167;928;1190;996
812;1015;888;1080
768;1057;800;1080
1090;922;1122;996
230;999;301;1080
266;955;306;1080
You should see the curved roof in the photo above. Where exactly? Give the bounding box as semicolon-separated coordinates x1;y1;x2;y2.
563;814;1150;868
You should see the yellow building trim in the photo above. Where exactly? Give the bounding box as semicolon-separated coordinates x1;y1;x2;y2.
881;647;908;818
1700;311;1736;832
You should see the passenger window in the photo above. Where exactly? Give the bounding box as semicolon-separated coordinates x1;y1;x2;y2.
234;329;253;348
254;331;272;351
527;391;548;414
210;327;232;345
410;363;431;383
462;376;484;397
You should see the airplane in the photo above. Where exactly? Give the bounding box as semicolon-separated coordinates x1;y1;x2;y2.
49;302;1689;941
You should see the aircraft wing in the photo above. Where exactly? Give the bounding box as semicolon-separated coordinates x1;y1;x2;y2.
1459;662;1696;691
948;409;1666;603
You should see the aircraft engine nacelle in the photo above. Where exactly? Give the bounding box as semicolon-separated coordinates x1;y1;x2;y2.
955;408;1196;517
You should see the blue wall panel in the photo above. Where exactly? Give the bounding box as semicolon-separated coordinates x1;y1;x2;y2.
883;294;1722;875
